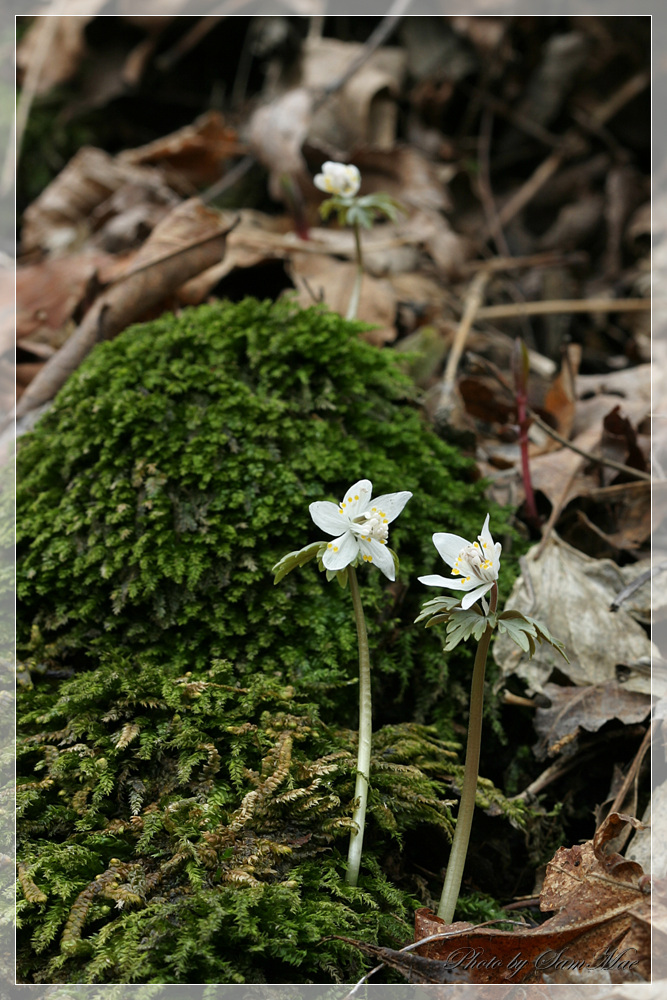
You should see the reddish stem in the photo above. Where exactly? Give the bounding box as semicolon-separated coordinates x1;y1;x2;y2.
516;388;540;526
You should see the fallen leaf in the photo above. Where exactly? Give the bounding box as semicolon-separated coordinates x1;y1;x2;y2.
20;147;174;256
405;813;649;984
119;110;243;188
15;199;231;420
492;534;654;696
17;252;111;350
17;15;97;95
247;88;314;203
542;342;582;441
532;681;651;761
288;253;397;344
300;36;406;153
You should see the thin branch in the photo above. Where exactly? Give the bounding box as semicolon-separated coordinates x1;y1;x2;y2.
528;410;652;483
437;271;491;413
610;563;666;612
489;71;649;235
476;297;650;321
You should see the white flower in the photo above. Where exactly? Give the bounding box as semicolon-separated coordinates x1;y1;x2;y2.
309;479;411;581
313;161;361;198
418;514;501;609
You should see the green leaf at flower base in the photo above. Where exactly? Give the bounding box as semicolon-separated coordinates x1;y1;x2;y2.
443;607;496;652
496;609;569;662
414;595;461;626
272;541;327;584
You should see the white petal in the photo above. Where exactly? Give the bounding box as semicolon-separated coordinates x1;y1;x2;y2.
309;501;348;535
358;537;395;580
461;582;492;610
432;531;470;567
370;491;412;523
313;173;330;193
340;480;372;519
322;531;359;571
418;574;452;588
478;514;495;552
419;572;476;591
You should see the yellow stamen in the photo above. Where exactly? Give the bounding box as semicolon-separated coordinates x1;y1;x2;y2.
333;546;339;552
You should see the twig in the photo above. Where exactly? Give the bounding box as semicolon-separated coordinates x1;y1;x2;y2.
610;562;666;612
528;410;652;483
315;0;412;110
476;297;650;321
607;722;652;819
512;727;649;802
467;352;652;484
461;250;588;275
490;71;649;235
437;271;491;413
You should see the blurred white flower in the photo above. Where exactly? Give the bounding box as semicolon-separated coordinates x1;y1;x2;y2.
419;514;501;609
313;161;361;198
309;478;411;581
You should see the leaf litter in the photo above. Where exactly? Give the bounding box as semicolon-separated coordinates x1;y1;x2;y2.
14;11;655;987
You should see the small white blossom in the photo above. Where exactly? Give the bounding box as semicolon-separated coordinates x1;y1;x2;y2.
309;479;411;581
313;161;361;198
418;514;501;609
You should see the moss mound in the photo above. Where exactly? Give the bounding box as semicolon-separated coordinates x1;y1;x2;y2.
17;298;522;983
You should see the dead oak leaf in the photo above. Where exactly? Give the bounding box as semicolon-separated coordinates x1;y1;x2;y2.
533;681;652;761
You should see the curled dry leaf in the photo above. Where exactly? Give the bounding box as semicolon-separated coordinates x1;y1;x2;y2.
405;813;649;985
119;110;243;188
17;252;112;353
492;534;654;696
16;14;98;95
15;199;231;420
532;681;652;761
299;36;406;153
20;148;175;256
247;89;314;203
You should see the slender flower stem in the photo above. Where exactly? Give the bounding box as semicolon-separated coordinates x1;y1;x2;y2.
437;583;498;922
345;565;372;887
346;221;364;321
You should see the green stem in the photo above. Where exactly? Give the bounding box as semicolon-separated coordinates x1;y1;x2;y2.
345;565;372;887
345;221;363;321
437;583;498;922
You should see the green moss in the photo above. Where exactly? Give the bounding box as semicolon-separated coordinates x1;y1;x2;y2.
17;298;523;983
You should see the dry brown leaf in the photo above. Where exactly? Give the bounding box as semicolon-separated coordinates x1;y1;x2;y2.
119;111;243;188
288;253;397;344
20;147;174;256
17;15;97;95
300;36;406;153
247;89;314;203
532;681;651;761
493;534;654;696
572;481;651;555
17;252;112;352
15;199;231;420
541;342;582;441
402;813;649;984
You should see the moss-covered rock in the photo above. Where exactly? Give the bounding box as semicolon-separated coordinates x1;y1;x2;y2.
17;298;523;983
